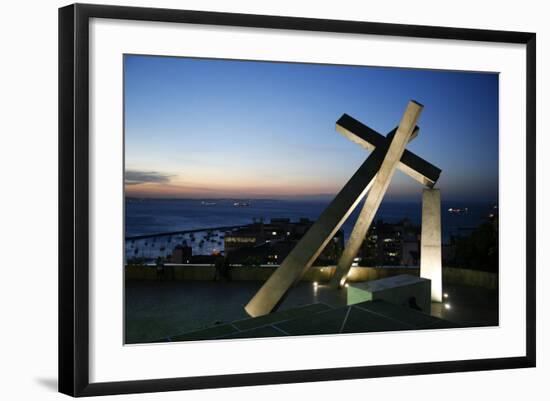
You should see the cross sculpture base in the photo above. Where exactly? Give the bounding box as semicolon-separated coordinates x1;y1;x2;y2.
244;100;443;318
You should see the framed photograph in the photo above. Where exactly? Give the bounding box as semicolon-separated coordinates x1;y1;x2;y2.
59;3;536;397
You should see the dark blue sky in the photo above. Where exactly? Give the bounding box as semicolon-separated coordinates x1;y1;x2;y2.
124;55;498;203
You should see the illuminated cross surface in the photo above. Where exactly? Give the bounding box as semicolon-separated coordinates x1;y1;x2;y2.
245;101;443;318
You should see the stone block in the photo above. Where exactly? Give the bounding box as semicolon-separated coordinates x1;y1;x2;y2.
347;274;431;313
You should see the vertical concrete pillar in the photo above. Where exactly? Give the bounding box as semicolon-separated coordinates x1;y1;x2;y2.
420;188;442;302
330;100;424;288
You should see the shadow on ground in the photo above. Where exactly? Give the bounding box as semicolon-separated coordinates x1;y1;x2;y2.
35;377;57;392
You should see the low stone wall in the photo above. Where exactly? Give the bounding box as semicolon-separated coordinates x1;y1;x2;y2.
125;264;497;290
126;265;159;280
125;265;216;281
442;266;498;290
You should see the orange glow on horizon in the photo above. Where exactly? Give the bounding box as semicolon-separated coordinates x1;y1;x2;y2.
124;181;341;198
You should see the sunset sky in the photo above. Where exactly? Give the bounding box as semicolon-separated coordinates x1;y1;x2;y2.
124;55;498;202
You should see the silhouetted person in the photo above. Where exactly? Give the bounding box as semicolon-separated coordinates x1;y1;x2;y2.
214;257;231;281
222;258;231;281
214;258;223;281
155;257;165;281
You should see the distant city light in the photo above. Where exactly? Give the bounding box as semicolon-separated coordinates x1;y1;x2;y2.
272;231;277;236
443;293;449;298
444;303;451;310
313;281;318;288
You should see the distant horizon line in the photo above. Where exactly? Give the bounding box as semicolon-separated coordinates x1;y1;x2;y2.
125;195;498;204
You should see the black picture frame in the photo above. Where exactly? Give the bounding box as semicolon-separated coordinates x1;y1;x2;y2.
59;3;536;397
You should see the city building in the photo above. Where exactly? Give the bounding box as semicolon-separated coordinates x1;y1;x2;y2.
168;244;192;264
359;219;420;267
224;218;344;266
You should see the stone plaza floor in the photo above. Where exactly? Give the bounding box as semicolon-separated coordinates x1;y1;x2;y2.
125;280;498;344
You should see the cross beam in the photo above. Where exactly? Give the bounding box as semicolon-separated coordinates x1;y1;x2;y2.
336;114;441;187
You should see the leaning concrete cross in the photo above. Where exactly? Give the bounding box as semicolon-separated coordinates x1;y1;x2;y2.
245;101;432;317
332;111;443;288
330;101;423;288
329;112;442;290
